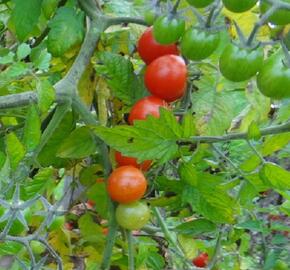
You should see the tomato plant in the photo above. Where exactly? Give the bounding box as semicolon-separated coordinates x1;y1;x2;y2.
153;15;185;44
260;0;290;25
144;55;187;102
222;0;258;13
137;27;179;65
107;166;147;203
115;201;150;230
219;43;264;82
115;150;151;171
181;28;220;61
186;0;215;8
1;0;290;269
257;54;290;99
128;95;168;124
192;252;209;268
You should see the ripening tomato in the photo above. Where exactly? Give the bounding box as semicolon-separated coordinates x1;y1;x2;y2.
107;166;147;203
181;28;220;60
222;0;258;13
186;0;215;8
137;27;179;65
219;43;264;82
115;201;150;230
128;96;168;124
192;252;209;268
115;151;152;171
260;0;290;25
153;15;185;44
257;55;290;99
145;55;187;102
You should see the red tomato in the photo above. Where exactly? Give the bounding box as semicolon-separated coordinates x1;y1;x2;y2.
144;55;187;102
64;222;74;231
115;151;151;171
86;200;95;208
107;166;147;203
192;252;209;268
137;26;179;65
128;96;168;125
102;227;109;235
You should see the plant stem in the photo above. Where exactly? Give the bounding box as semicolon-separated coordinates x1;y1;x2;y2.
126;230;135;270
178;120;290;144
247;4;278;46
152;207;190;268
208;228;223;269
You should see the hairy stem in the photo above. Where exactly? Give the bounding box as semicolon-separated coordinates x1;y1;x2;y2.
126;230;135;270
178;121;290;144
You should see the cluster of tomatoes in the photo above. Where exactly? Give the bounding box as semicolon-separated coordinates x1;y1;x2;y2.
143;0;290;100
106;25;190;231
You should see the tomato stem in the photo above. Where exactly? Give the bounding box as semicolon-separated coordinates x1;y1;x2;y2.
126;230;135;270
247;4;278;47
172;0;181;14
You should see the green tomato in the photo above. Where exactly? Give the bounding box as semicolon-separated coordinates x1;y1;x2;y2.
181;28;220;61
153;15;185;45
116;201;150;230
257;54;290;99
219;43;264;82
30;241;46;255
186;0;215;8
260;0;290;25
222;0;258;13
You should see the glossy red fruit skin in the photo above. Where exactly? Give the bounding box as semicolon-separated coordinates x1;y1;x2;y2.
137;27;179;65
107;166;147;204
128;96;168;125
144;55;187;102
115;151;151;171
192;252;209;268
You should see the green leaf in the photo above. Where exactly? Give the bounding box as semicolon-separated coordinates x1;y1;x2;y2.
236;220;269;233
260;163;290;190
0;241;22;255
247;121;261;141
87;181;108;219
192;76;246;135
262;133;290;156
31;46;52;71
57;127;98;159
175;219;217;236
78;213;106;243
95;52;147;105
23;104;41;152
37;80;55;113
42;0;59;19
94;109;182;163
16;43;31;60
182;180;237;224
5;132;25;170
47;7;85;56
10;0;43;41
22;168;54;199
178;161;198;186
181;113;197;138
38;111;75;168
